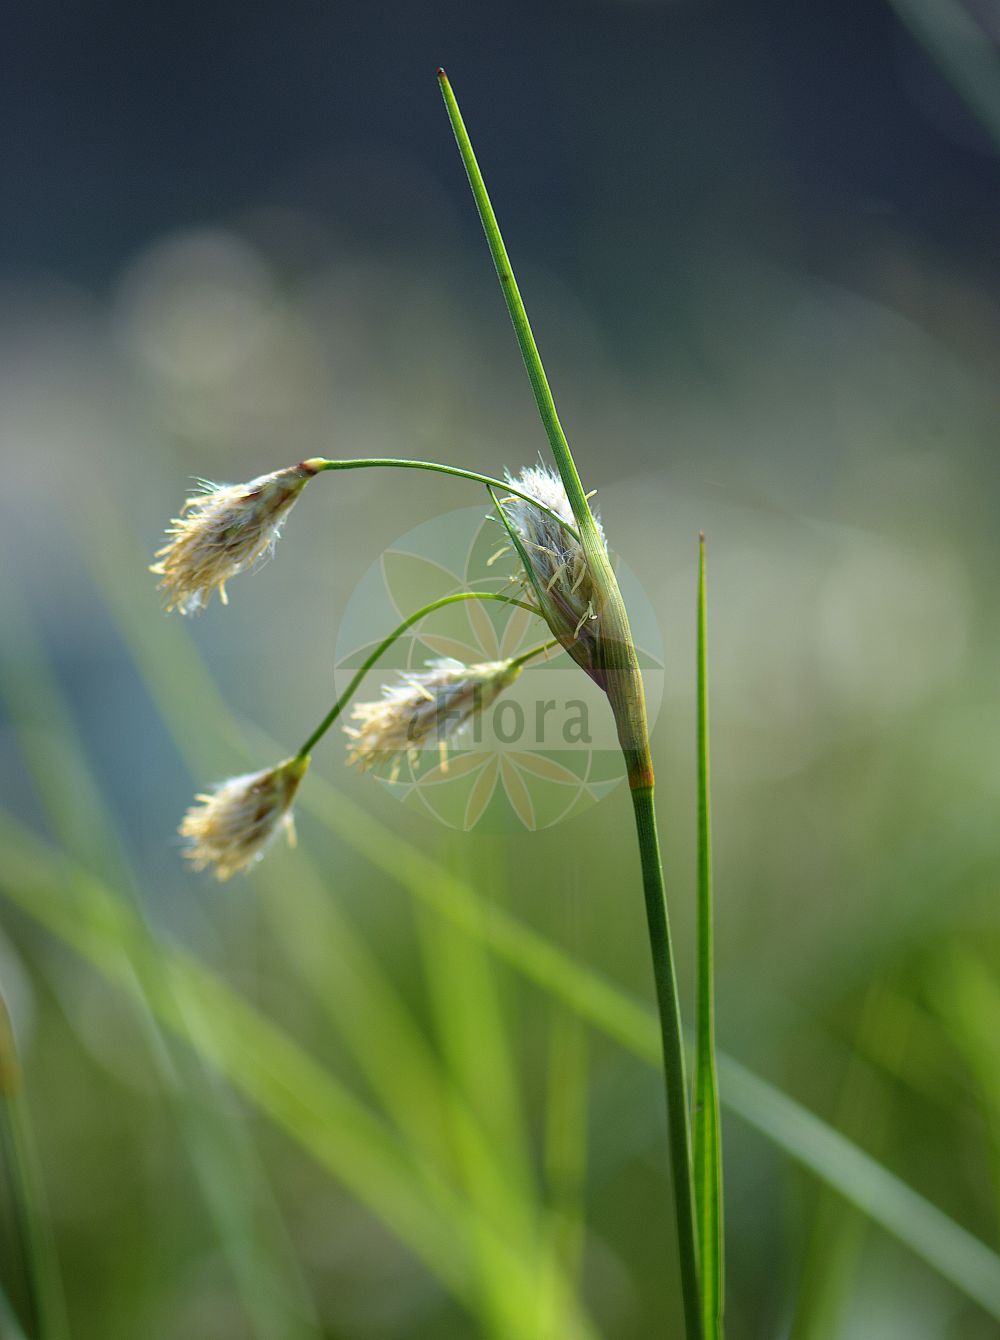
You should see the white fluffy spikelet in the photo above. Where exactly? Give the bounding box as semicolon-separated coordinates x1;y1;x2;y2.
345;658;521;779
152;461;320;614
179;756;309;880
500;464;607;673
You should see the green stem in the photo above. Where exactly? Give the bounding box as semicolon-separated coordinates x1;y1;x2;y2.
694;533;723;1338
438;68;703;1336
631;785;704;1340
306;457;579;542
436;73;593;535
295;591;539;759
437;69;650;780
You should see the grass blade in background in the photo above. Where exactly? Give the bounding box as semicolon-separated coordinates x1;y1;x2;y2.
285;760;1000;1323
790;984;896;1340
718;1051;1000;1321
0;814;604;1338
694;534;724;1338
0;988;69;1340
253;849;585;1336
26;521;592;1339
413;840;542;1338
926;950;1000;1239
0;1287;29;1340
539;996;589;1339
0;817;471;1306
0;584;594;1337
0;576;322;1340
885;0;1000;149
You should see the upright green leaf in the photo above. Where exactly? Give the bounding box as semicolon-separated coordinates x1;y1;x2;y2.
694;534;724;1337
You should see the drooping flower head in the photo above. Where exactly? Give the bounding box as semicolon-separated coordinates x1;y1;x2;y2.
500;464;607;677
345;657;521;779
179;755;309;880
152;461;321;614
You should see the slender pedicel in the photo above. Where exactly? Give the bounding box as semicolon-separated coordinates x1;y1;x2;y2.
294;591;538;759
303;457;580;541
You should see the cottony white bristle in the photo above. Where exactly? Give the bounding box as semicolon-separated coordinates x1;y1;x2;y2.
500;464;607;673
151;461;319;615
345;657;521;779
179;756;309;880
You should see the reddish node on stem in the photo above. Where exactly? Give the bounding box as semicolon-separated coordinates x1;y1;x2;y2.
436;67;447;80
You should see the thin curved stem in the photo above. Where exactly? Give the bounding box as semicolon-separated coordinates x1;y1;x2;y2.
510;638;559;669
306;457;579;542
295;591;540;759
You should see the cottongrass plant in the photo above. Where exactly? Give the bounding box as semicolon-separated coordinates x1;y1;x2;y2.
153;72;724;1338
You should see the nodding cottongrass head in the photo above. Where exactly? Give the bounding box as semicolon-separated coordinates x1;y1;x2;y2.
500;464;607;676
152;460;322;614
345;657;521;780
179;755;309;880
